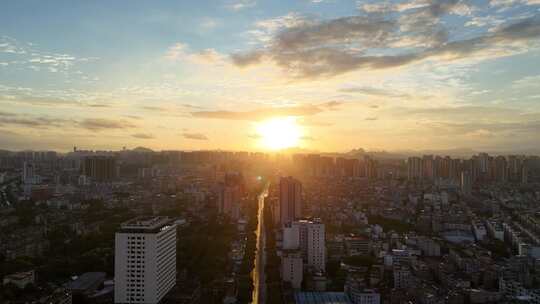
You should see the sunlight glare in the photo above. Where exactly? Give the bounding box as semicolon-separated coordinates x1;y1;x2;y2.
256;117;302;150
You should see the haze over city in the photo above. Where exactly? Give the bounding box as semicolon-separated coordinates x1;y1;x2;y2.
1;0;540;153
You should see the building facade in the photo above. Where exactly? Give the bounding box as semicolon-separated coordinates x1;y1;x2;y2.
114;217;177;304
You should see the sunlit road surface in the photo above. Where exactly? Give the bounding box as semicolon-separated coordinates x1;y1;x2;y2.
252;182;269;304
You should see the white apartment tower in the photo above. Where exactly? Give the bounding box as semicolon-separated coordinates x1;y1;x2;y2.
289;219;326;273
306;220;325;272
115;217;177;304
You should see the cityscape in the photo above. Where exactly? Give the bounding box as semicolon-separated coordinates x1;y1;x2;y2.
2;1;540;304
1;149;540;303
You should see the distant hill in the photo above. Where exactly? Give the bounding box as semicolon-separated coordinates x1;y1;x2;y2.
131;146;154;153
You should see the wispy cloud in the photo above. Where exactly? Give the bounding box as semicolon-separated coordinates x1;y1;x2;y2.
339;86;412;98
200;17;220;30
0;36;98;76
225;0;256;11
165;42;225;65
132;133;155;139
191;102;342;121
79;118;136;131
0;111;74;128
182;132;209;140
512;74;540;88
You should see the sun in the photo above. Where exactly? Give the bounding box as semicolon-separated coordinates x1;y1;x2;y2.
256;117;302;150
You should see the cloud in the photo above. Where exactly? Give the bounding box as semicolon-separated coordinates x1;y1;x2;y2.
230;50;265;67
181;103;205;109
232;8;540;79
0;85;114;108
142;105;167;111
132;133;155;139
125;115;142;120
0;36;98;77
490;0;540;7
248;12;308;44
300;135;316;140
422;120;540;136
226;0;256;11
0;111;73;128
80;118;136;131
465;15;505;28
165;43;225;64
200;17;219;30
512;74;540;88
0;116;72;128
182;132;209;140
340;86;411;98
191;102;342;121
299;119;334;127
87;103;111;108
321;100;344;109
384;105;523;121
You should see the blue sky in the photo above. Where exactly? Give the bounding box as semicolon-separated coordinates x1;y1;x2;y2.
1;0;540;152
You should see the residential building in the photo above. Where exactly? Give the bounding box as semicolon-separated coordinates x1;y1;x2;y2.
280;176;302;225
114;217;177;304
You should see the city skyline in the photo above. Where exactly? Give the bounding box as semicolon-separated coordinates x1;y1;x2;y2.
2;1;540;152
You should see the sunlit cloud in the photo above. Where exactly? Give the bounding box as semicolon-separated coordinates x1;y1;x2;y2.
191;102;343;121
232;8;540;79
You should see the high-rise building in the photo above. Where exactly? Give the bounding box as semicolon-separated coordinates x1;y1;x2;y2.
365;156;378;180
461;171;472;195
449;158;461;182
407;157;422;180
281;250;303;289
522;164;529;184
393;265;411;289
114;217;177;304
290;219;326;273
494;156;508;183
478;153;490;175
83;156;116;182
422;155;434;180
23;161;35;184
283;223;300;250
279;176;302;225
216;183;241;220
336;157;359;177
216;171;244;220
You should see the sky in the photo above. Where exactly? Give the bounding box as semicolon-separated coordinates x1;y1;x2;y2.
1;0;540;153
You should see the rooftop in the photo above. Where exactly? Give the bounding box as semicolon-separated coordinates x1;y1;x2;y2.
121;216;173;230
67;272;105;291
294;292;352;304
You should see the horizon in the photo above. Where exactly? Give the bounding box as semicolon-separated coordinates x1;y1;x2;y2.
2;1;540;152
3;145;540;158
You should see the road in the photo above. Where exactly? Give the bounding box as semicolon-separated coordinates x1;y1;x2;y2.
252;182;269;304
